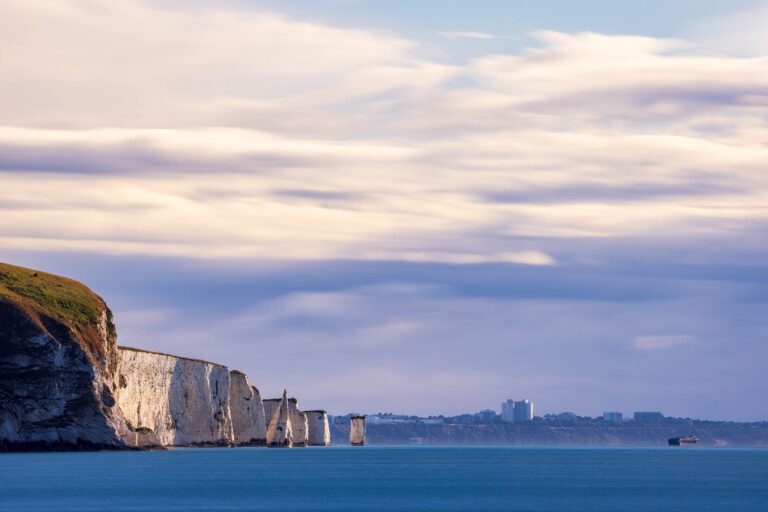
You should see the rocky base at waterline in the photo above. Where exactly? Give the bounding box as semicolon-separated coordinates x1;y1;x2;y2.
0;262;329;452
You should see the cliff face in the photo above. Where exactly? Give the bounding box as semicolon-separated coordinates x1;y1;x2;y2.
289;410;308;447
117;348;233;446
306;411;331;446
263;399;281;432
0;262;331;451
0;263;129;451
229;371;266;446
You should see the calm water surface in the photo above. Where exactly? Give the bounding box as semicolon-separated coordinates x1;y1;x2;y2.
1;446;766;511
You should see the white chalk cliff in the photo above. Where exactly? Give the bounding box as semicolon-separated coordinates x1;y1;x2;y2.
289;409;308;447
0;262;331;451
262;398;281;432
117;348;234;446
228;371;267;446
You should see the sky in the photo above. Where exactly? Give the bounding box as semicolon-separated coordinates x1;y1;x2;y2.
1;0;767;420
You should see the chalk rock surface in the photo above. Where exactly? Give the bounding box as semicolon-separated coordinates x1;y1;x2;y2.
350;416;366;446
263;399;281;432
117;348;234;446
306;411;331;446
229;371;266;446
289;409;308;447
266;390;292;447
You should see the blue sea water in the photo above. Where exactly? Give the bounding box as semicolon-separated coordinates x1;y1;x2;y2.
0;446;766;511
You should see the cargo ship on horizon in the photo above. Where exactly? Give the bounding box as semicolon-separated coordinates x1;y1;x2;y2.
668;436;698;446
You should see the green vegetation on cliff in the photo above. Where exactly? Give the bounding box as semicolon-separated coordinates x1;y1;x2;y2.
0;262;104;327
0;262;113;362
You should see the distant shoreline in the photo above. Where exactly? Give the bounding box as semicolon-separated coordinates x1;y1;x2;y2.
330;418;768;448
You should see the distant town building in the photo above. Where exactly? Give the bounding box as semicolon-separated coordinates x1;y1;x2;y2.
603;411;623;422
501;400;514;422
501;399;534;423
515;400;533;422
475;409;497;422
633;411;664;424
367;414;412;425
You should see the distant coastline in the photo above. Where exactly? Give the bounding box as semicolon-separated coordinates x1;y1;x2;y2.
330;414;768;447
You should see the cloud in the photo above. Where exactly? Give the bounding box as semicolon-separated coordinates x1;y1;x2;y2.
272;189;363;202
481;182;738;205
686;5;768;57
438;31;519;41
0;0;428;130
459;31;768;124
0;1;767;270
632;334;698;351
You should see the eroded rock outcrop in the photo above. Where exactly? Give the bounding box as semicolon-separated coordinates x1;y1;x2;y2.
266;390;292;447
0;263;140;451
306;410;331;446
229;371;267;446
350;415;366;446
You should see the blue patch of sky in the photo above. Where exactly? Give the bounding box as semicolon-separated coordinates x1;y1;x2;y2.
247;0;763;63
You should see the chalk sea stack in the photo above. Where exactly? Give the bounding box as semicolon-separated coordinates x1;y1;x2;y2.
350;415;367;446
266;390;293;447
305;410;331;446
0;262;329;451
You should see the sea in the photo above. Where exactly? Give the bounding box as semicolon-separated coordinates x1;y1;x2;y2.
1;446;766;511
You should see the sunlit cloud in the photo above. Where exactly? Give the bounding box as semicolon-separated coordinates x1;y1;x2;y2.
686;5;768;57
0;0;767;268
439;31;519;41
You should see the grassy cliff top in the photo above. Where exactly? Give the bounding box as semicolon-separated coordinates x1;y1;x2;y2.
0;262;106;331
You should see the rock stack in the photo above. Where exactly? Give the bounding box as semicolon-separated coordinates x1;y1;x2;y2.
305;411;331;446
266;390;293;447
350;415;367;446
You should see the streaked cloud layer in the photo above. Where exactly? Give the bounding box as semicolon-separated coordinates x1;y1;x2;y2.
1;0;766;418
